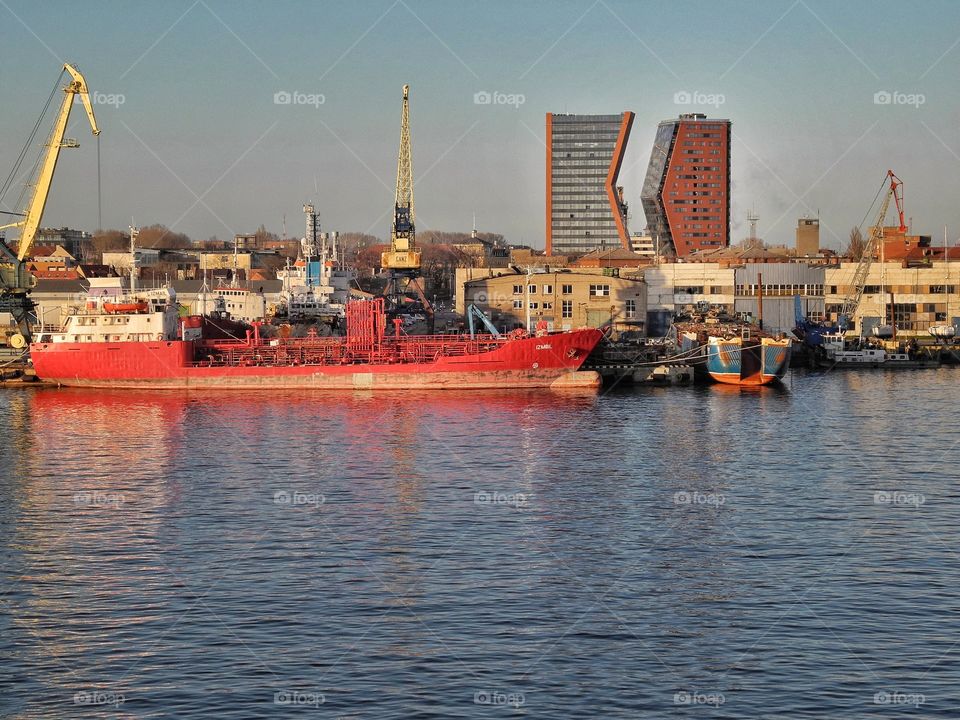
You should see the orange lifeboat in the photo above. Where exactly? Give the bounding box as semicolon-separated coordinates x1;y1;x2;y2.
103;301;149;314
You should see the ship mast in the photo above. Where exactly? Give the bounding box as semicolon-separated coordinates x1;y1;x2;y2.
129;225;138;294
946;226;950;322
304;203;317;289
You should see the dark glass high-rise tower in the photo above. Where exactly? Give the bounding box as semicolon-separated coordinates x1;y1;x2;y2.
546;112;633;255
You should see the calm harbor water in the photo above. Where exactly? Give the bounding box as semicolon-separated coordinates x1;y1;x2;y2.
1;370;959;718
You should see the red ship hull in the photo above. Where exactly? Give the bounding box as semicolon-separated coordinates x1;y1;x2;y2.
30;329;603;390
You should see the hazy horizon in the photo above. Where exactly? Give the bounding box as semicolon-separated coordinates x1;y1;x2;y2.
2;0;959;252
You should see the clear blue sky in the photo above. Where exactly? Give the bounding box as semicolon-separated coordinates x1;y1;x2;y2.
2;0;959;250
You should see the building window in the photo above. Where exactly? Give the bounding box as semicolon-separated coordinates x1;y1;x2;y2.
513;285;523;294
528;284;537;294
561;300;573;318
625;299;636;319
562;284;573;294
589;284;610;297
513;300;523;309
542;302;553;310
529;302;539;309
542;284;553;294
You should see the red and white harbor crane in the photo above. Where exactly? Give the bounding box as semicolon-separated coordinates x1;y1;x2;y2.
837;170;905;331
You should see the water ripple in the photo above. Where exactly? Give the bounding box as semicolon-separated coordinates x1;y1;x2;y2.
1;375;958;717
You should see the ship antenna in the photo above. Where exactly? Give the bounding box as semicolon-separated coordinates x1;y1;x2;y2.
129;224;138;294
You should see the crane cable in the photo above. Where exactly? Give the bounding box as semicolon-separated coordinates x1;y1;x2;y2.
852;175;889;259
97;133;102;231
0;69;64;210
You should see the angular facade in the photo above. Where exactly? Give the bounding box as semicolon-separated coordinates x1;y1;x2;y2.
641;113;731;258
546;113;634;256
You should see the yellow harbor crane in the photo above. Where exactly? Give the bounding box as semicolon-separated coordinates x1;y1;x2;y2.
382;84;420;273
0;63;99;348
381;84;433;331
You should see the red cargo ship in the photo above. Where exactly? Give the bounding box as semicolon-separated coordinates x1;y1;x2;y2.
30;296;603;390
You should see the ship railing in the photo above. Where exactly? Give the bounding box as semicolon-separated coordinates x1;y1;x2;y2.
191;332;509;367
193;340;356;367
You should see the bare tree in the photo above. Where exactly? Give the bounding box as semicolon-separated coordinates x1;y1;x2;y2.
846;227;866;259
89;229;130;262
254;224;278;248
138;224;191;249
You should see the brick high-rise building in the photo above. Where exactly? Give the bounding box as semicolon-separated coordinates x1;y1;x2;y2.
546;112;634;256
641;113;731;257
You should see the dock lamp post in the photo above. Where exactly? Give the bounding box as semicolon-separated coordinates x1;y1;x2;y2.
525;267;532;330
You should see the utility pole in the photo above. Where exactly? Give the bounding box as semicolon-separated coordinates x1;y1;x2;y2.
525;267;532;330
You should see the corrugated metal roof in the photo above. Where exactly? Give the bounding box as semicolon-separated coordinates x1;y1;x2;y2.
33;278;87;293
735;263;825;283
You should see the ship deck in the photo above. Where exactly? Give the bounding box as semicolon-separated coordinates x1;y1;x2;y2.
193;333;508;368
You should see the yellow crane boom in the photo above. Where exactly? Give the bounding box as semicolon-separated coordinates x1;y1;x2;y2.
0;63;99;347
0;64;100;260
